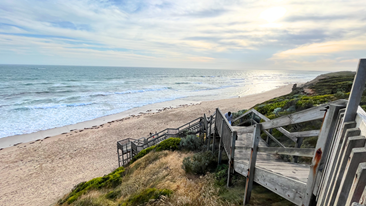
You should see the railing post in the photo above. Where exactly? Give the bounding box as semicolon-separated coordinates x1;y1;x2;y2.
212;125;216;152
218;119;224;165
293;137;303;163
303;104;345;205
227;131;237;187
243;124;261;205
212;109;218;152
207;115;212;151
117;143;121;167
344;59;366;122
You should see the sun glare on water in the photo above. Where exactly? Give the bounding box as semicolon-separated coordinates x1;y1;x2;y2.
260;7;287;23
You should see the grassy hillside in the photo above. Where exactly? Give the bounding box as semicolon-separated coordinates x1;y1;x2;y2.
56;71;364;206
56;137;293;206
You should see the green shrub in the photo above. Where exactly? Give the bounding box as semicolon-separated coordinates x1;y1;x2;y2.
131;146;156;163
155;138;181;151
182;151;216;175
59;167;125;204
180;135;203;151
105;190;121;200
73;197;102;206
120;188;172;206
215;164;229;186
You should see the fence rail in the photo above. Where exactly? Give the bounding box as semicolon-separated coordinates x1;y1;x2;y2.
117;116;204;167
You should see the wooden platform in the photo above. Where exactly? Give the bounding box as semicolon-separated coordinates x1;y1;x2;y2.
230;128;310;205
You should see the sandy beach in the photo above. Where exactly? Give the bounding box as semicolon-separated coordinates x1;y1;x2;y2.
0;84;292;206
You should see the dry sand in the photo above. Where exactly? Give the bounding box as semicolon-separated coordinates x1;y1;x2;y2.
0;84;292;206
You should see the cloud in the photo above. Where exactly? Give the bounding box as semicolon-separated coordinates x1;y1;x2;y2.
0;0;365;70
271;38;366;59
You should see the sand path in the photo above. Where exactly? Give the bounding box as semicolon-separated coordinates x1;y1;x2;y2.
0;85;292;206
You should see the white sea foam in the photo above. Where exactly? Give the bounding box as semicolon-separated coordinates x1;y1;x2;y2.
0;65;326;138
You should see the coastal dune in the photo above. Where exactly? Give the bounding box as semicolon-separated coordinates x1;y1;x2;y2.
0;85;292;206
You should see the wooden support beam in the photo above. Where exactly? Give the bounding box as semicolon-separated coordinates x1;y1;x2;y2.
227;131;237;187
218;119;224;165
358;186;366;204
303;104;345;206
327;134;364;205
258;147;315;157
243;124;261;205
212;125;216;153
235;100;348;135
291;130;320;138
335;148;366;205
316;109;346;203
235;146;314;157
253;166;307;205
319;121;356;206
117;143;121;167
344;59;366;122
346;163;366;205
262;129;286;148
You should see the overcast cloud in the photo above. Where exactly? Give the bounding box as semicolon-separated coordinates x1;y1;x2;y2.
0;0;365;70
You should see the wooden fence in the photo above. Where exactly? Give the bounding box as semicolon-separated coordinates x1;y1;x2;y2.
213;59;366;205
117;116;212;167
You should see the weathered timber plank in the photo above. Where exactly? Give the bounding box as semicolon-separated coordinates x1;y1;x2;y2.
346;163;366;205
359;186;366;204
262;129;286;148
304;104;345;206
244;124;261;204
234;159;310;183
235;100;348;135
316;109;346;204
335;148;366;206
251;109;297;142
330;135;365;205
344;59;366;123
356;106;366;137
258;147;315;157
327;128;361;206
235;159;308;205
236;147;314;157
320;121;356;206
227;131;237;187
254;166;307;205
291;130;320;138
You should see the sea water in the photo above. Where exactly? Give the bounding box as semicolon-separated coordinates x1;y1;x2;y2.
0;65;325;138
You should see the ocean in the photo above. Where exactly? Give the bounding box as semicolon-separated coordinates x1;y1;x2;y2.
0;65;325;138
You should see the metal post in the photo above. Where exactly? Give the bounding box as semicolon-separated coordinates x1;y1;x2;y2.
344;59;366;122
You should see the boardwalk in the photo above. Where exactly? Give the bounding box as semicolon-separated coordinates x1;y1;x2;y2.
118;59;366;205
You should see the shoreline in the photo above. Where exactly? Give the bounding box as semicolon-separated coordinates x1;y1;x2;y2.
0;85;291;149
0;99;200;149
0;84;293;206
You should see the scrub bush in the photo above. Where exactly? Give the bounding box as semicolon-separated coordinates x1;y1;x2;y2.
155;138;181;151
119;188;172;206
180;135;203;151
182;151;216;175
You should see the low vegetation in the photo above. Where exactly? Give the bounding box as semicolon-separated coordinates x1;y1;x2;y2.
57;72;364;206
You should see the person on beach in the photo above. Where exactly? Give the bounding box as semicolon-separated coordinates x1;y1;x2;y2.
225;112;232;125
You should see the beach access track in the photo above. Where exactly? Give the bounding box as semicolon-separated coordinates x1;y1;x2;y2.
117;59;366;206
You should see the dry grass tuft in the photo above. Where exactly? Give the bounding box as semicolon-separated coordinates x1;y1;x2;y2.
116;151;232;206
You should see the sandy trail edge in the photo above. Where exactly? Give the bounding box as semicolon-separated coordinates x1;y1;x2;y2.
0;84;292;206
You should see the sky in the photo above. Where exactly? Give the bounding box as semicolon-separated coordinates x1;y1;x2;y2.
0;0;365;71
